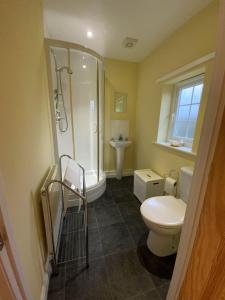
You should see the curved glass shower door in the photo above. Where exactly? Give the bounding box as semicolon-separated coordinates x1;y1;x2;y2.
70;49;98;187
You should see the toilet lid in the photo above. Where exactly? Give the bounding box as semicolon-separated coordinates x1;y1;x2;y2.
141;196;186;228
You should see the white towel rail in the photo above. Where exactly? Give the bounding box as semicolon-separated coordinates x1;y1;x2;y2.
41;155;88;275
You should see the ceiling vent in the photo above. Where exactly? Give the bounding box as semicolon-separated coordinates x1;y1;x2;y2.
123;37;138;48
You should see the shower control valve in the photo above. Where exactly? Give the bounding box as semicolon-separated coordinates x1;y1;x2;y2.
56;110;63;122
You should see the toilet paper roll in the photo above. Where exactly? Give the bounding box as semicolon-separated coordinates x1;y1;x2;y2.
164;177;176;195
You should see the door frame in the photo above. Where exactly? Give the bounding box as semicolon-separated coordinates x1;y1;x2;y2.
167;0;225;299
0;173;30;300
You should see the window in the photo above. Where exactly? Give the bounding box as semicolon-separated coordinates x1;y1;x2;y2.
168;75;204;147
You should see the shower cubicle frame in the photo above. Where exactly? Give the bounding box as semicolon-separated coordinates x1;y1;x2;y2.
45;38;104;181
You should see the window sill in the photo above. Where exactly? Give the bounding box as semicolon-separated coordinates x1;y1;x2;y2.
153;142;196;159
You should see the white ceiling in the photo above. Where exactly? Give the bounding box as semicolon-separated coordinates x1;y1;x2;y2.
44;0;212;62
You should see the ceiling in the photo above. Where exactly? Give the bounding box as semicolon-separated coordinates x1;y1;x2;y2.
44;0;212;62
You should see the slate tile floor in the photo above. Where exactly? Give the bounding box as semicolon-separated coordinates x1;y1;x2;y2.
48;176;173;300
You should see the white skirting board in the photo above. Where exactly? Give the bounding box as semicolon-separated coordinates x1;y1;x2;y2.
105;169;134;178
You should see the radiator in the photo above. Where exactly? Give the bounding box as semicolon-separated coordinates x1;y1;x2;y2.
41;165;63;258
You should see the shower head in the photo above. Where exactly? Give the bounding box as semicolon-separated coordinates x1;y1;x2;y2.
57;66;73;75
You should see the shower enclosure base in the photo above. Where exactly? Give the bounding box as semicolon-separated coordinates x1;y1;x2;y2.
86;171;106;202
65;171;106;204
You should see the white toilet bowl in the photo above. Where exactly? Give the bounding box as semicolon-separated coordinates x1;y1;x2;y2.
140;196;186;257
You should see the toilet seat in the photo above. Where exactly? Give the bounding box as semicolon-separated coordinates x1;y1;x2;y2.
140;196;186;229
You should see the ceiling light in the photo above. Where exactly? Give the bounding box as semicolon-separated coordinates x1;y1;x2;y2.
82;64;87;69
87;31;93;38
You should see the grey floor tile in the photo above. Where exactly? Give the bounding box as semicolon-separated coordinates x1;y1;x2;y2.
127;289;161;300
150;274;170;288
100;223;135;255
58;234;68;263
105;250;155;300
121;176;134;188
106;177;134;191
48;289;65;300
102;189;113;199
158;283;170;300
65;257;112;300
104;249;149;280
48;265;66;292
87;207;98;229
58;230;86;262
137;245;176;282
62;210;84;234
106;178;122;190
126;220;148;246
109;273;154;300
95;205;124;227
91;192;116;208
59;228;103;262
118;200;142;223
112;188;136;203
88;227;104;260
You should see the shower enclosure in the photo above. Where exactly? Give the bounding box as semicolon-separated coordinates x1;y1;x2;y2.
46;40;106;202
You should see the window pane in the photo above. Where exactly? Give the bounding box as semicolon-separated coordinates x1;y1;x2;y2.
179;86;193;105
173;122;187;138
189;104;200;121
177;105;190;121
187;122;196;139
169;78;204;142
192;84;203;104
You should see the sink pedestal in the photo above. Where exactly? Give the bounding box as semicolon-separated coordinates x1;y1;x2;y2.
110;140;132;180
115;147;125;180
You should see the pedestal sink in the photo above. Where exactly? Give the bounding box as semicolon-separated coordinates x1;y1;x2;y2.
110;140;132;180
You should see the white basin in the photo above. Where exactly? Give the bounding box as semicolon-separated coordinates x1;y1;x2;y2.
110;140;132;180
110;140;132;149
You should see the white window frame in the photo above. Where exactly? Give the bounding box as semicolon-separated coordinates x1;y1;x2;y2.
167;74;204;148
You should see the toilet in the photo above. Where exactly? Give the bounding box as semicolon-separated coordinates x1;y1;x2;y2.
140;167;193;257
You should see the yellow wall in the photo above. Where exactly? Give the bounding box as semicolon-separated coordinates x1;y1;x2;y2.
0;1;53;299
104;58;137;172
135;0;218;177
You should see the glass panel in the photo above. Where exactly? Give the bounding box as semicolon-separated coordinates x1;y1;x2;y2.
189;104;200;121
187;122;196;138
98;60;104;182
176;105;190;121
192;83;203;104
173;121;187;138
171;79;204;142
70;50;98;187
179;86;193;105
50;47;74;173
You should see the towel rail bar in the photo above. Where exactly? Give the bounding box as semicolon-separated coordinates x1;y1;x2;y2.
41;155;89;275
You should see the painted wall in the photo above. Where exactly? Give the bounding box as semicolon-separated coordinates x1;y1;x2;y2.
0;1;53;300
104;58;137;173
135;0;219;177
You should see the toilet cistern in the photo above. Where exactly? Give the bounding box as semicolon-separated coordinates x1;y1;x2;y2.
110;139;132;180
